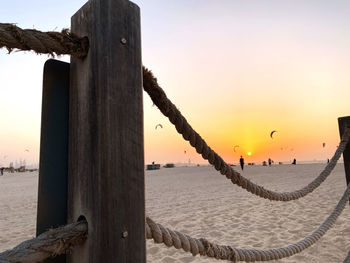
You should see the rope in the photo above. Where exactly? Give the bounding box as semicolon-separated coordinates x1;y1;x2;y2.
0;221;87;263
143;67;350;201
0;23;88;58
146;181;350;262
2;181;349;263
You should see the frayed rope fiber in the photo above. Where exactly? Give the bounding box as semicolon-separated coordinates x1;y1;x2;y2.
0;23;88;58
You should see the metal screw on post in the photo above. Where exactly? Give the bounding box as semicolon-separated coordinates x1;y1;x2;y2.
122;231;128;238
120;38;127;45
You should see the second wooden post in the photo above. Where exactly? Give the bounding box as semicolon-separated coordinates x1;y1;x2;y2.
68;0;145;262
338;116;350;204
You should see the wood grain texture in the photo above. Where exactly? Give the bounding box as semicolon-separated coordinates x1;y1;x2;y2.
68;0;145;262
338;116;350;204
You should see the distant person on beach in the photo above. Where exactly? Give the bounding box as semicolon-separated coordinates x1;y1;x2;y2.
268;158;272;166
0;168;3;176
292;158;296;165
327;159;330;164
239;156;244;170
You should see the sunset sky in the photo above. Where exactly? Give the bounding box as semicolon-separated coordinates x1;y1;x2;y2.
1;0;350;167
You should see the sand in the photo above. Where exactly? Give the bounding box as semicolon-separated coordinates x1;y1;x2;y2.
1;163;350;262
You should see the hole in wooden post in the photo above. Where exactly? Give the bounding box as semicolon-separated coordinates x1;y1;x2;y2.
77;215;87;223
77;215;88;234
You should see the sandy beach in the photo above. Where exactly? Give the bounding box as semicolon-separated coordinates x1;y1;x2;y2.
1;163;350;262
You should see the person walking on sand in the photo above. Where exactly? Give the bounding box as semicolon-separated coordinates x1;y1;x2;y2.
292;158;296;165
268;158;272;166
239;155;244;170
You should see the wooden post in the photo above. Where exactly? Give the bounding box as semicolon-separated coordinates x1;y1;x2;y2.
37;59;70;263
338;116;350;203
68;0;144;262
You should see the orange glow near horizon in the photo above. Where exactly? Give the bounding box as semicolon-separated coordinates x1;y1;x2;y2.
144;101;344;165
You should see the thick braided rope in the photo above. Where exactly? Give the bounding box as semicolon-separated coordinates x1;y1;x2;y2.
1;185;349;263
1;189;348;263
146;182;350;262
0;24;349;201
0;23;88;58
143;67;350;201
0;221;87;263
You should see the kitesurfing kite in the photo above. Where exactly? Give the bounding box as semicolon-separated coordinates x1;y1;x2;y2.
270;130;277;139
24;149;29;152
233;145;239;152
155;124;163;129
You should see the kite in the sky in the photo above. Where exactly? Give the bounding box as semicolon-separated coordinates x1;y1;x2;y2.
270;130;277;139
233;145;239;152
24;149;29;152
155;124;163;129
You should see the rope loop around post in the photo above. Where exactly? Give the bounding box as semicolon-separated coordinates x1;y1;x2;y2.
0;221;87;263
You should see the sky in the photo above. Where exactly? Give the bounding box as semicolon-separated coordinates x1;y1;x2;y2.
1;0;350;167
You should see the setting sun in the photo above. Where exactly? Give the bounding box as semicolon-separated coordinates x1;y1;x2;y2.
247;152;252;156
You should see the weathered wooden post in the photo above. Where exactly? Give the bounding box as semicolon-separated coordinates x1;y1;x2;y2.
68;0;145;262
37;59;70;263
338;116;350;204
